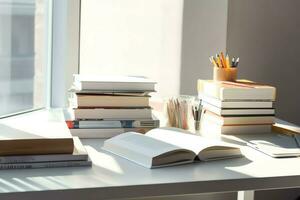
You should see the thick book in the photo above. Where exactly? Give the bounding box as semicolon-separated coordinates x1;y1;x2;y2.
199;94;274;108
72;94;150;108
0;137;87;164
70;127;154;138
200;119;272;135
102;128;242;168
0;159;92;170
202;101;275;116
202;110;275;125
67;118;159;129
73;108;153;120
72;74;156;92
197;79;276;100
0;109;73;156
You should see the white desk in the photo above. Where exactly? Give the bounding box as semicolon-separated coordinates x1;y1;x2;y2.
0;138;300;200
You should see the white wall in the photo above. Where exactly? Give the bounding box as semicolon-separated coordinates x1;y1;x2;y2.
180;0;228;95
80;0;183;97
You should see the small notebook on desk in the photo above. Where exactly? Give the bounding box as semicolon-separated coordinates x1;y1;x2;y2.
226;133;300;158
102;128;242;168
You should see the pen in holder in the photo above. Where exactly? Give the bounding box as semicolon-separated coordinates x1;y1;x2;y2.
192;98;202;133
213;67;237;82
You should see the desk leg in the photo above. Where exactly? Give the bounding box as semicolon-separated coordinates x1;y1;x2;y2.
237;190;255;200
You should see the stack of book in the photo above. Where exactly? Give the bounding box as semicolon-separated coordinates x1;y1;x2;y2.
67;74;159;138
198;80;276;135
0;110;91;169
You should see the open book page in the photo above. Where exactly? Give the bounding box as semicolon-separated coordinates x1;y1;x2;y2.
146;128;241;160
102;132;195;168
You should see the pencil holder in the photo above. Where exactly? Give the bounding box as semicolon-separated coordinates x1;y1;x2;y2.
213;67;237;82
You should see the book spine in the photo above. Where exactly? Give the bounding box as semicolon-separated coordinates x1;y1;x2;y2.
0;160;92;170
0;154;88;164
0;138;74;156
71;120;159;129
74;108;152;120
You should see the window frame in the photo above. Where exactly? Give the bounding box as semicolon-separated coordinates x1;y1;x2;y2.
50;0;80;108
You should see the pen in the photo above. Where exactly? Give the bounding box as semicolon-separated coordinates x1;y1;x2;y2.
231;57;235;67
209;56;218;68
234;57;240;67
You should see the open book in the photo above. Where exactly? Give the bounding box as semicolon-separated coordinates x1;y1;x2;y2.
102;128;242;168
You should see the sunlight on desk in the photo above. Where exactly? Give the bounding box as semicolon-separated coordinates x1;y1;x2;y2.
85;145;123;174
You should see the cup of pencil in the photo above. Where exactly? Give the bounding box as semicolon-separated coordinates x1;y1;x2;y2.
209;52;239;82
165;96;194;131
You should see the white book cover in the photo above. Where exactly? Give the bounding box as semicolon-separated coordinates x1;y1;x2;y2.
197;80;276;100
72;74;156;91
201;110;275;125
199;94;274;108
202;102;275;116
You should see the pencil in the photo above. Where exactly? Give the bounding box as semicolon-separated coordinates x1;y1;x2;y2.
216;54;223;68
220;52;226;68
226;54;230;68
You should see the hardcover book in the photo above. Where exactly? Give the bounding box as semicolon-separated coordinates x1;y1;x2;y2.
197;80;276;101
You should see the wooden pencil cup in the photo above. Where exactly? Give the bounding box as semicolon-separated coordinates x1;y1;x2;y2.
213;67;237;81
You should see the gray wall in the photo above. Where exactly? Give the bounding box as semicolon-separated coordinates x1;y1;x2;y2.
180;0;228;95
227;0;300;125
179;0;300;199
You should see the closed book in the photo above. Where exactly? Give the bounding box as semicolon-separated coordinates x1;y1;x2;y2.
199;94;274;108
202;110;275;125
0;137;87;164
70;127;154;138
72;94;150;108
197;79;276;100
0;159;92;170
72;74;156;91
74;108;153;119
200;119;272;135
0;109;73;156
68;118;159;129
202;102;275;116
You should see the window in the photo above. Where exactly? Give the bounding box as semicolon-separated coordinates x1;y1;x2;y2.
80;0;183;97
0;0;51;117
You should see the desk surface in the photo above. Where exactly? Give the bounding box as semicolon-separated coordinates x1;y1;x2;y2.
1;138;300;200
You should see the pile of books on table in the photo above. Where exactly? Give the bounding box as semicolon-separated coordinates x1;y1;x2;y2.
67;74;159;138
0;110;91;169
198;80;276;135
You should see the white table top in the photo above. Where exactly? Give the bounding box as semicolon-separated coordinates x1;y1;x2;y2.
1;138;300;200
